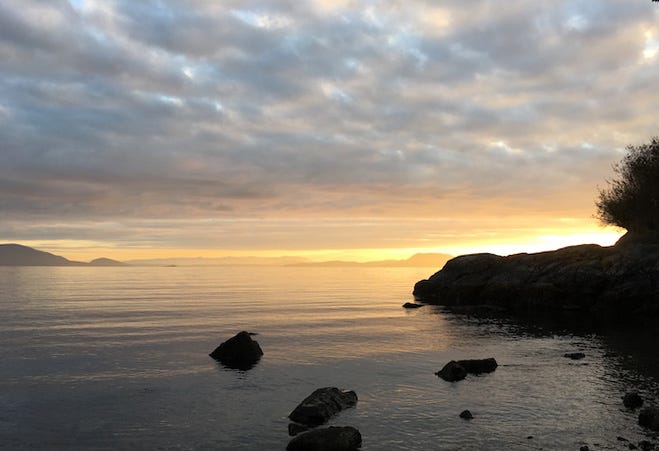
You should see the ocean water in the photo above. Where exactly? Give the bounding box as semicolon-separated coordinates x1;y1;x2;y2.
1;266;658;450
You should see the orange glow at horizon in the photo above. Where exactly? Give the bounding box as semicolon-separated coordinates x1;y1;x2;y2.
20;226;625;263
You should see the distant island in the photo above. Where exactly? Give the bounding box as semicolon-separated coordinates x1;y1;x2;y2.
0;244;125;267
0;243;452;268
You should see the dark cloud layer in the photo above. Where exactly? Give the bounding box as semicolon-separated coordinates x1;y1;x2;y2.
1;0;658;252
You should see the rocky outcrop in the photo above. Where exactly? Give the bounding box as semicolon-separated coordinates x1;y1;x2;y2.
286;426;362;451
289;387;358;428
564;352;586;360
402;302;424;309
413;239;659;317
209;331;263;370
436;358;497;382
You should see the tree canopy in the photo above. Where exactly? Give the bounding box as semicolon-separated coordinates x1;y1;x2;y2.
596;137;659;232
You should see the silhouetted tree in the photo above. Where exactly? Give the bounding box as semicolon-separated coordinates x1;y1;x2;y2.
596;137;659;232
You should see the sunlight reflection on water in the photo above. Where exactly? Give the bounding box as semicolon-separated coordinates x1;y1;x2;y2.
1;266;658;450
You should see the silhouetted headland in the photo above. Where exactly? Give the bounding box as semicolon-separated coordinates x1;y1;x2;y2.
0;244;125;267
413;232;659;318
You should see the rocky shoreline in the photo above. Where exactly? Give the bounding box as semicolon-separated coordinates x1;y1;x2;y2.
413;234;659;317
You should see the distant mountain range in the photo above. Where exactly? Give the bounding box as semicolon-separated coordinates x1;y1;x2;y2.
0;243;452;268
0;244;125;266
291;253;453;267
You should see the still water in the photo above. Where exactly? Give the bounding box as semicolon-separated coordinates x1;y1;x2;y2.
1;266;658;450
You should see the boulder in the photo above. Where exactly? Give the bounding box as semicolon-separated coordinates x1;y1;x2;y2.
564;352;586;360
436;360;467;382
459;409;473;420
639;407;659;431
402;302;424;309
289;387;358;427
209;331;263;370
623;392;644;409
286;426;362;451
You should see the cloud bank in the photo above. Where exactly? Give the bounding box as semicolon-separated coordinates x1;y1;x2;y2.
1;0;658;256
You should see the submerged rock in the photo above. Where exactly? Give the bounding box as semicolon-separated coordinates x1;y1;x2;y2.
209;331;263;370
436;358;498;382
623;392;644;409
564;352;586;360
402;302;424;309
286;426;362;451
289;387;358;427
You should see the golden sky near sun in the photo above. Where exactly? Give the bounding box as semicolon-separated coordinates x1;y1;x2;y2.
1;1;656;262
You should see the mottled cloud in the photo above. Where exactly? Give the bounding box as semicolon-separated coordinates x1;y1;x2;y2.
1;0;658;255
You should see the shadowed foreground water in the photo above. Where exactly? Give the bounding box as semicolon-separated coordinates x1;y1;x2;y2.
1;266;658;450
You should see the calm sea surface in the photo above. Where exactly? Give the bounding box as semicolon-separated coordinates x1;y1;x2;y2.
1;266;658;450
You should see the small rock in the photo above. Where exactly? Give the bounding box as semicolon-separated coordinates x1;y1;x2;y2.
209;331;263;370
618;436;629;441
527;436;533;439
402;302;424;309
459;410;473;420
639;407;659;431
286;426;362;451
289;387;358;427
580;446;589;451
564;352;586;360
623;392;644;409
436;361;467;382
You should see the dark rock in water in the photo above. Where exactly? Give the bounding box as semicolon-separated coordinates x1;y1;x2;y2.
413;240;659;318
402;302;424;309
456;358;498;374
436;358;498;381
288;423;310;437
639;407;659;431
436;360;467;382
623;392;644;409
286;426;362;451
209;331;263;370
459;409;473;420
289;387;358;427
564;352;586;360
580;446;589;451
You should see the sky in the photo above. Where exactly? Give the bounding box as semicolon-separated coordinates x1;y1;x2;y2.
1;0;658;262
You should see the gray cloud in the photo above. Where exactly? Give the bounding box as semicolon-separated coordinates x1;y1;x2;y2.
1;0;658;251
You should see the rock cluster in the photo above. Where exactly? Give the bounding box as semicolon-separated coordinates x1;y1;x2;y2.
436;358;498;382
286;387;360;449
